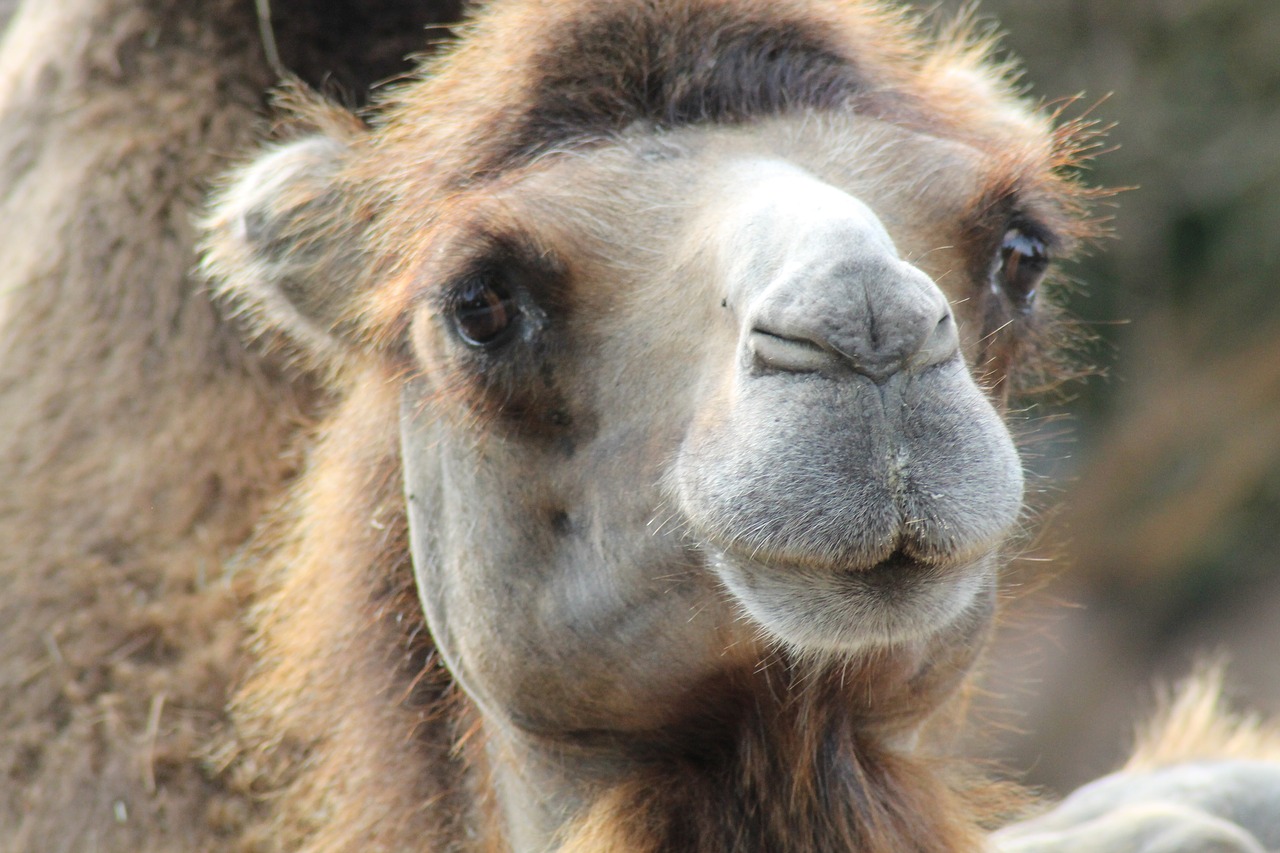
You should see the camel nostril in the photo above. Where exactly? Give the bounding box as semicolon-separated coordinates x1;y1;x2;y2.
909;310;960;373
748;328;837;373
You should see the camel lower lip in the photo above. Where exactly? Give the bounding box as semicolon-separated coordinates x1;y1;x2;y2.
708;546;993;655
714;544;942;579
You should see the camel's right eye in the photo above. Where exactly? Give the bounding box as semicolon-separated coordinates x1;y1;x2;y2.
996;227;1050;309
450;275;519;347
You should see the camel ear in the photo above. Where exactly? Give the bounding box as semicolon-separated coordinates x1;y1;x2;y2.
201;125;368;371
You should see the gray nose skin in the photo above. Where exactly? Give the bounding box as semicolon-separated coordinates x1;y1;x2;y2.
673;159;1025;656
723;163;960;383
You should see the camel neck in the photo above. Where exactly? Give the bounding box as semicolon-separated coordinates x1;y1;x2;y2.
471;661;985;852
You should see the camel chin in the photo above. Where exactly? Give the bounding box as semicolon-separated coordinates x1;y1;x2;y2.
711;548;998;658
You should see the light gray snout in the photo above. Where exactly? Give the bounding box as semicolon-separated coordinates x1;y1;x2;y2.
724;166;959;383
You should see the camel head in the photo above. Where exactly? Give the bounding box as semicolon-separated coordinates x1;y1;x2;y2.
201;0;1095;848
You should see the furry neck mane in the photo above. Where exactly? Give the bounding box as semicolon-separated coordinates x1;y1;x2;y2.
555;668;1000;852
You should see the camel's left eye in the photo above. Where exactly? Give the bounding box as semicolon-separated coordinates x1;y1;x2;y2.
997;228;1050;308
451;275;519;347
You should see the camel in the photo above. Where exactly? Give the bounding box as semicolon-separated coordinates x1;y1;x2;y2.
3;0;1280;850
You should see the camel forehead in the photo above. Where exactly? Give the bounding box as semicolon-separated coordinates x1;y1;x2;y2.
466;115;995;296
373;0;1058;198
434;0;871;180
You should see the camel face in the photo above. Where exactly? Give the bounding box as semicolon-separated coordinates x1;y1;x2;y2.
395;115;1027;738
198;2;1095;845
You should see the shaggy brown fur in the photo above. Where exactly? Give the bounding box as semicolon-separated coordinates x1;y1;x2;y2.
0;4;296;847
0;1;456;849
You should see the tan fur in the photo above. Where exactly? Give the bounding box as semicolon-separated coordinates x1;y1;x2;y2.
1126;666;1280;772
0;2;301;848
0;1;449;849
217;373;477;852
994;667;1280;851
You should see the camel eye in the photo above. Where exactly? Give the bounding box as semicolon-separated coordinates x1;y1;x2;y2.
451;275;519;347
997;228;1050;308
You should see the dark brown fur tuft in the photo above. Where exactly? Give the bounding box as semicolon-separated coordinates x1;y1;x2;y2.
555;665;1028;852
477;3;869;177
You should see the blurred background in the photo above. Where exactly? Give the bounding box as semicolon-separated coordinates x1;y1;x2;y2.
921;0;1280;796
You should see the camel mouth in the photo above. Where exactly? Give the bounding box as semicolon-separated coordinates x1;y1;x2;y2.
853;549;935;579
706;544;997;657
709;539;959;582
